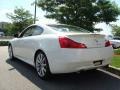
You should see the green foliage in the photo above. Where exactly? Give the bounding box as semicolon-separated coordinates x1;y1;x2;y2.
3;23;13;36
112;25;120;36
6;7;34;34
114;49;120;55
37;0;120;32
0;41;9;46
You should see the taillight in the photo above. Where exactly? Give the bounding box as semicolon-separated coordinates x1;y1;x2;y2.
105;40;111;47
59;36;87;48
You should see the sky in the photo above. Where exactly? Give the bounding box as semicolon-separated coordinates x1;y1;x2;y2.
0;0;120;35
0;0;56;24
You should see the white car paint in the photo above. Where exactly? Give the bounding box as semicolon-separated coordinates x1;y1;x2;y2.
106;35;120;49
110;40;120;48
9;24;113;74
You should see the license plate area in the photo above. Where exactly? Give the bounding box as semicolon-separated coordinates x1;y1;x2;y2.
93;60;103;66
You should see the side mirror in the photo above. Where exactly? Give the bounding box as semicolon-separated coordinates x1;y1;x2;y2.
14;33;19;38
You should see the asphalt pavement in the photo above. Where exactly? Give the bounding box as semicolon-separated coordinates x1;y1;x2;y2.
0;46;120;90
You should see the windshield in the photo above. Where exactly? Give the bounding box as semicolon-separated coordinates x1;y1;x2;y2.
48;25;91;33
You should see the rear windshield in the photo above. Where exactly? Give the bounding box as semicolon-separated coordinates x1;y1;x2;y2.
48;25;90;33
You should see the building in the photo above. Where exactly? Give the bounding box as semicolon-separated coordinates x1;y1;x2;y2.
0;28;5;36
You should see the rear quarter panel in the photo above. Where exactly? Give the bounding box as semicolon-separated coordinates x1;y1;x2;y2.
30;35;60;67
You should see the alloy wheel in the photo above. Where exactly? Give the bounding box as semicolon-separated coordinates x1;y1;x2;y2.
35;52;48;78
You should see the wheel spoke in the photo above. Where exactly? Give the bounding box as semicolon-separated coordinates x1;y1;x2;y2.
42;67;46;73
40;54;43;60
38;69;42;76
41;68;45;76
36;63;40;67
37;55;41;61
37;57;41;63
40;57;45;64
37;66;40;71
41;63;46;67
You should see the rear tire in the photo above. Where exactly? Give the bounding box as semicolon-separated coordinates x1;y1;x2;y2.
35;51;51;80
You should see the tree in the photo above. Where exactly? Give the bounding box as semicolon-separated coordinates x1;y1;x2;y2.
7;7;34;34
37;0;120;32
0;22;13;36
112;25;120;36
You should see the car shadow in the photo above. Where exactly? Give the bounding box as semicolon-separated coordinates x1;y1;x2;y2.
6;58;120;90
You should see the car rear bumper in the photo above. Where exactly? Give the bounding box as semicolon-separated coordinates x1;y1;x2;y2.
47;46;113;74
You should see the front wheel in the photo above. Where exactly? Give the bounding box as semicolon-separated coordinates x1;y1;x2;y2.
35;51;51;80
8;45;14;60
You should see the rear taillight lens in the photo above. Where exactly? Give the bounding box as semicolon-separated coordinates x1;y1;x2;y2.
105;40;111;47
59;36;87;48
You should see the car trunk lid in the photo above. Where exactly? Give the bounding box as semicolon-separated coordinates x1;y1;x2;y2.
64;33;106;48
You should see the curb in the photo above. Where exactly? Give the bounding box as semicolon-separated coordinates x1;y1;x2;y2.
102;65;120;76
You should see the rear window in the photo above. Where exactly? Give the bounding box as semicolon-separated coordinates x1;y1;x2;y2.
48;25;90;33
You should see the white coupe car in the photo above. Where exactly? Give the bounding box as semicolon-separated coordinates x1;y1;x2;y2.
110;37;120;49
106;35;120;49
8;24;113;79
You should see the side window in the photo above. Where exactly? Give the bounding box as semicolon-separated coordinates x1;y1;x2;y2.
20;26;43;37
22;27;34;37
32;26;43;36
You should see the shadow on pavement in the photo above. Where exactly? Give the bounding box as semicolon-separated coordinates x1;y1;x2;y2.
6;58;120;90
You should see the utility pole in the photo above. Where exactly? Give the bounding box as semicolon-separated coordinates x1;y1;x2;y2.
34;0;37;24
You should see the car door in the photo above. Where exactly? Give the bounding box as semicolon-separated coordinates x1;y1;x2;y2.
13;26;34;60
15;25;43;64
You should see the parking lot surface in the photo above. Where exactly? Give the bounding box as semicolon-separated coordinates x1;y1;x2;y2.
0;46;120;90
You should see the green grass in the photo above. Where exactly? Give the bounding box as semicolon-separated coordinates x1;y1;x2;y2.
111;55;120;68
